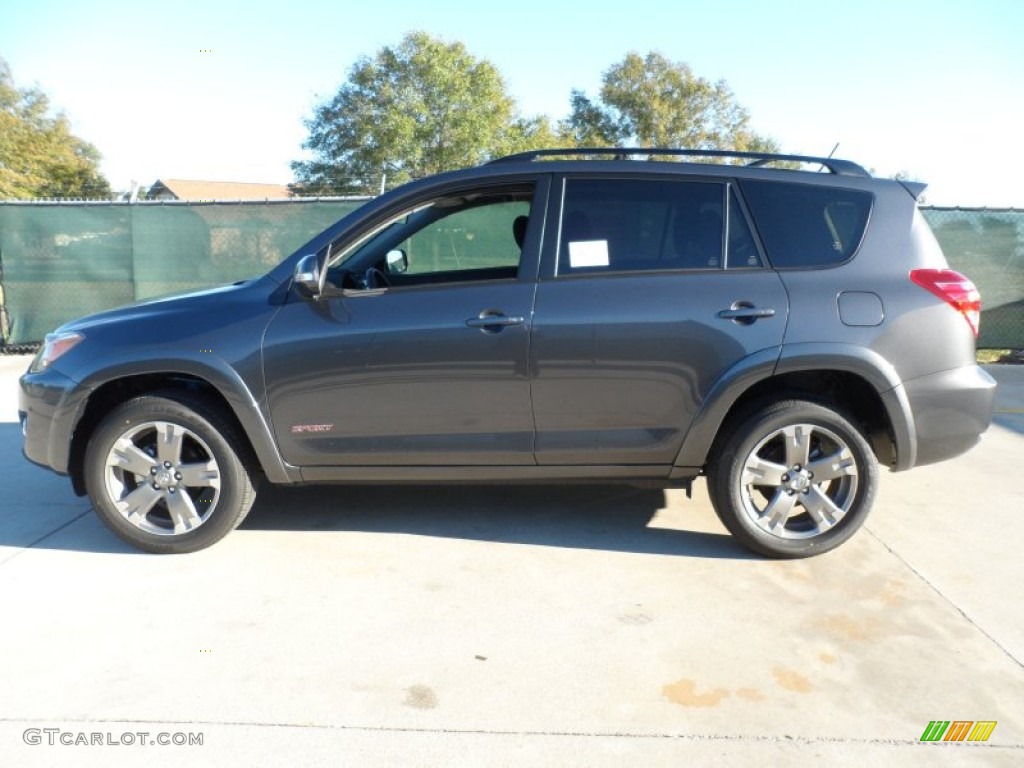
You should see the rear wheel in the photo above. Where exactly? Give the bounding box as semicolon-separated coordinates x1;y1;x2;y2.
84;391;257;553
707;399;878;558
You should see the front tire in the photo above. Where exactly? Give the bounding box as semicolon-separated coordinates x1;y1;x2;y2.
84;391;257;553
707;399;878;558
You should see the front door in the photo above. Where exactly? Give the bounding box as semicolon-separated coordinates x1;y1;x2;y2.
263;181;546;468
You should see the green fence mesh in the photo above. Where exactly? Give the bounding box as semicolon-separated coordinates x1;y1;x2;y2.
922;208;1024;349
1;202;1022;349
0;200;364;346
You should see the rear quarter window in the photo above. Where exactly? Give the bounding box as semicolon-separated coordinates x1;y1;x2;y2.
739;180;873;268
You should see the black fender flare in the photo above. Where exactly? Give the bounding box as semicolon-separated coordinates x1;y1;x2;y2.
672;343;916;472
70;355;298;484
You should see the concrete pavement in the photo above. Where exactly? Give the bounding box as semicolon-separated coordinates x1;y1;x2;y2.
0;353;1021;766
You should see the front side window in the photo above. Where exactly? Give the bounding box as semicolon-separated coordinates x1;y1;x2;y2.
395;199;528;276
327;186;533;288
557;179;761;275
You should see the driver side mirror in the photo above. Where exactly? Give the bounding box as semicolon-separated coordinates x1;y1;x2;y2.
293;253;322;298
385;249;409;274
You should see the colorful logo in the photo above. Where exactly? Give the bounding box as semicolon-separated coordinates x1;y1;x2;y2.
920;720;997;742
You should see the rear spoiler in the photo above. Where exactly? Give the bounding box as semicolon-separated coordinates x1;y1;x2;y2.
899;180;928;201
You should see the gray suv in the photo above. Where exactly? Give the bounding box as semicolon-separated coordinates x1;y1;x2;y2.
18;148;997;557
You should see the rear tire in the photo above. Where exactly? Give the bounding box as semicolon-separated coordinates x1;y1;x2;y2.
707;399;878;558
84;390;257;553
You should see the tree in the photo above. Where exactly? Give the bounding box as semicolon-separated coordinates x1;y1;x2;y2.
565;52;779;156
0;57;111;199
292;32;552;196
502;115;569;156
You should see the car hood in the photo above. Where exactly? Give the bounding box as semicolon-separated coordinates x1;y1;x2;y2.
54;277;272;334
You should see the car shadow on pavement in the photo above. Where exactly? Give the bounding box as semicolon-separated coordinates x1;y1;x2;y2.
2;421;746;559
987;365;1024;435
992;412;1024;434
0;424;141;556
239;483;753;560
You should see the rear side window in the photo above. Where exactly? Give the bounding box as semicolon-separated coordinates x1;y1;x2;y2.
739;180;873;268
557;179;762;275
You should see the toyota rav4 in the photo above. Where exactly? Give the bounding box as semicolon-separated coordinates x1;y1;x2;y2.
19;148;997;557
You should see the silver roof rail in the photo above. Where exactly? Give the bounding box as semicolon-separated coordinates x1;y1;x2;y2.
488;147;871;178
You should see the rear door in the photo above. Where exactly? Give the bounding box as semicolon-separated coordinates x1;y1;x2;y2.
530;175;788;466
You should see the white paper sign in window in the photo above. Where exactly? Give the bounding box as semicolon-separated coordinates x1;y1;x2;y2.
568;239;609;268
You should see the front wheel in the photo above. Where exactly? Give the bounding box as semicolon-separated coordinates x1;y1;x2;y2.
84;391;257;553
707;399;878;558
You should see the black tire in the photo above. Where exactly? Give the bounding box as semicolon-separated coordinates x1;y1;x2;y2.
84;390;257;553
707;399;878;558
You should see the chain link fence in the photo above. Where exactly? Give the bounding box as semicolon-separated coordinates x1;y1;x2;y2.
922;208;1023;349
1;201;1021;351
0;199;365;349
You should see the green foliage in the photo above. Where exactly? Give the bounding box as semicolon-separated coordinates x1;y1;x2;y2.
564;52;779;157
292;32;554;196
0;57;111;199
292;39;787;193
502;115;575;156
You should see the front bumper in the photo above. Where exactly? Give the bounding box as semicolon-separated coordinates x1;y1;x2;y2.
19;367;88;475
903;364;997;468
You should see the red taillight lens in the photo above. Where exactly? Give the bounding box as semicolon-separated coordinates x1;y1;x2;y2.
910;268;981;337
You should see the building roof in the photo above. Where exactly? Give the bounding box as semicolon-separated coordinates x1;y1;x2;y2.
147;179;292;201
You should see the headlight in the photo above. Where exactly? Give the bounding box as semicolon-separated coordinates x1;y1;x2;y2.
29;331;85;373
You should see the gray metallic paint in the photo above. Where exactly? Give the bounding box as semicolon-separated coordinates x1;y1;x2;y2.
902;365;996;466
530;270;788;465
670;345;783;469
263;279;537;467
18;158;996;495
19;277;298;484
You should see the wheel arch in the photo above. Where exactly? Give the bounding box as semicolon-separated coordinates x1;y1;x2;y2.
68;366;296;495
673;343;917;472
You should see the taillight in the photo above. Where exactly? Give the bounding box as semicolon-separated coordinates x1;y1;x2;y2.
910;269;981;337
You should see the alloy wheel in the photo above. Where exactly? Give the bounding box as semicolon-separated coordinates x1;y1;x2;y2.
103;420;222;536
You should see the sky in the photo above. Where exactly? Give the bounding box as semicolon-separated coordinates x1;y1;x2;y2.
1;0;1022;206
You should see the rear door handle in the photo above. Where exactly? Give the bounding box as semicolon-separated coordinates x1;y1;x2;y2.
466;313;525;331
718;302;776;325
717;307;776;320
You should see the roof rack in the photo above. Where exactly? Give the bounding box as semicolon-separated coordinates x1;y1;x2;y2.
488;147;871;178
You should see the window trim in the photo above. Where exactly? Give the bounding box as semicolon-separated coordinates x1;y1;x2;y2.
320;177;550;294
724;183;769;271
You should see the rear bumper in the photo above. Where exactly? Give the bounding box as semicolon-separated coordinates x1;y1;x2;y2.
902;364;997;468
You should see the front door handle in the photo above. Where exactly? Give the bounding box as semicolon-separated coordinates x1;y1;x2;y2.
466;312;525;331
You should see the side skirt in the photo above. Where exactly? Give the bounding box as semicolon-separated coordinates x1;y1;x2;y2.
299;464;696;487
